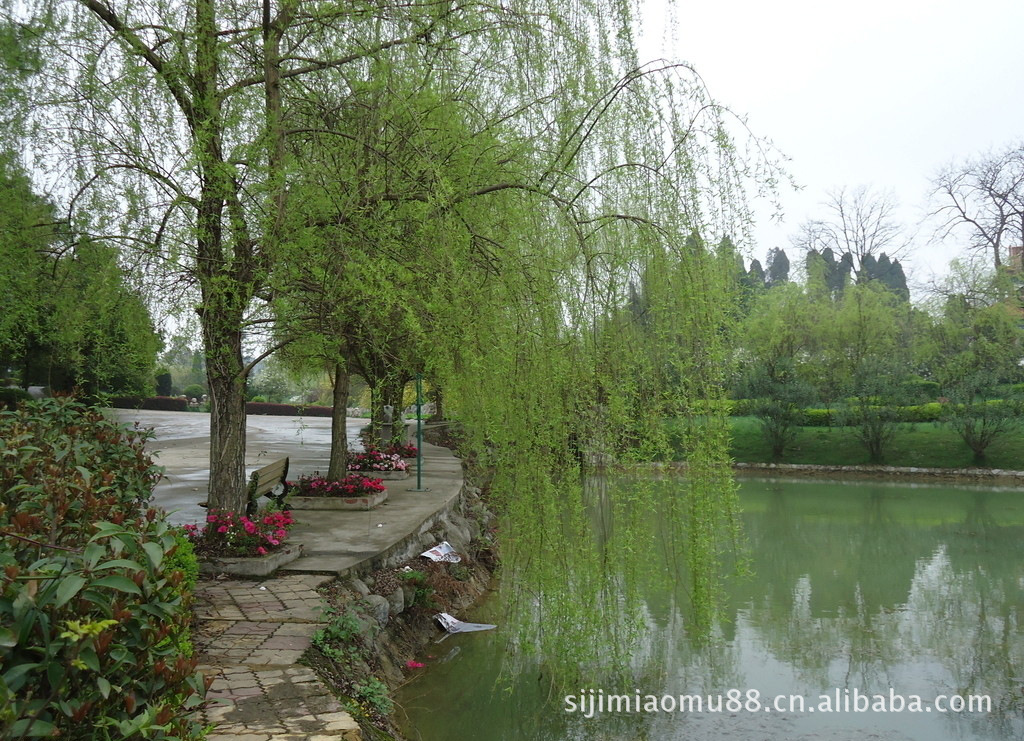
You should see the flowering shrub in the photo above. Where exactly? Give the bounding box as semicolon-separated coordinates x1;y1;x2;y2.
0;397;205;740
348;450;408;472
385;443;418;458
289;473;387;497
184;507;294;557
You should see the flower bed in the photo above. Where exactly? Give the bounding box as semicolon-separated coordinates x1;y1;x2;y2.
348;450;408;476
185;507;295;558
385;443;418;458
286;473;389;510
290;473;387;496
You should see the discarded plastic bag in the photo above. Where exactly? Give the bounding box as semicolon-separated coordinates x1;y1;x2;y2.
435;612;496;634
421;541;461;563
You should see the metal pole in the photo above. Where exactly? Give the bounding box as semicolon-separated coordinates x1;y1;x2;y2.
408;372;430;492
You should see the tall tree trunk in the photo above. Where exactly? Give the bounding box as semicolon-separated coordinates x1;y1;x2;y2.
429;384;443;422
369;376;406;446
382;376;408;445
203;303;248;515
327;361;350;480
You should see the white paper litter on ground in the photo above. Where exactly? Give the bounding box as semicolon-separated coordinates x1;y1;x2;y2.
435;612;496;633
420;541;461;563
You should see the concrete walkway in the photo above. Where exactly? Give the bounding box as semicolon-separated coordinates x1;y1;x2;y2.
111;411;463;741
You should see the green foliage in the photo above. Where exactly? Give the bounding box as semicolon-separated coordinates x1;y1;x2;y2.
0;154;159;395
398;570;436;608
182;384;205;401
943;398;1022;463
154;369;172;397
0;388;32;410
899;402;944;423
312;607;364;667
19;0;771;693
714;416;1024;469
902;377;941;402
802;408;834;426
0;398;204;740
165;530;199;595
353;676;393;716
738;361;816;459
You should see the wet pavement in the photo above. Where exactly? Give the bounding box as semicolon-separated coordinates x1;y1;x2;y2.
106;409;465;740
109;409;369;526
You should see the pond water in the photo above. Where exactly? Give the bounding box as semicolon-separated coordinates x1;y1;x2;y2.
396;477;1024;741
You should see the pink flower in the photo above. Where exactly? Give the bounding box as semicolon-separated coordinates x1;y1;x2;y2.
243;521;257;534
217;525;229;533
257;546;267;555
405;660;425;669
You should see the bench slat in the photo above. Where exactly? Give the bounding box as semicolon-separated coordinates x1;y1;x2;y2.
248;457;289;499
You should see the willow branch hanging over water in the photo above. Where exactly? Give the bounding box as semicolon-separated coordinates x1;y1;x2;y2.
11;0;779;688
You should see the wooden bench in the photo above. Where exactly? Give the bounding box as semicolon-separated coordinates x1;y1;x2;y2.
199;457;290;514
247;457;290;513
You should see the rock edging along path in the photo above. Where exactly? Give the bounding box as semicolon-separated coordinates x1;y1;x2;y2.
185;439;467;741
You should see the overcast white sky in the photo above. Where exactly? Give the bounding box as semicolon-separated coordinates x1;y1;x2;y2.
639;0;1024;291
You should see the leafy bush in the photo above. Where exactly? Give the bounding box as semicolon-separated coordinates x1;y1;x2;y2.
0;398;206;739
183;507;295;557
800;404;944;426
154;369;173;397
0;388;32;410
727;398;755;417
897;402;944;423
182;384;206;401
901;377;941;401
802;408;834;427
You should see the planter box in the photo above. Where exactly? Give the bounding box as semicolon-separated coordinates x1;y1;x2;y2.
198;543;304;578
349;469;409;480
288;489;389;510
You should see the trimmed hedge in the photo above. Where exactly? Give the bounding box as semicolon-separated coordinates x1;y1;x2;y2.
0;398;205;739
745;401;1019;428
245;401;332;417
108;396;189;412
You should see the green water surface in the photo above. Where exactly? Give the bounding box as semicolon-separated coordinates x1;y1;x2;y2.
396;478;1024;741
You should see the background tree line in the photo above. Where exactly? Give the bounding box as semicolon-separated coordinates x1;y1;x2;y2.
731;245;1023;463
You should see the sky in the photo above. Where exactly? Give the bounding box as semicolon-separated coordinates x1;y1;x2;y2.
638;0;1024;293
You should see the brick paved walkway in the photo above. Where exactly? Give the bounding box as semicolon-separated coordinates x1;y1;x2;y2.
194;574;362;741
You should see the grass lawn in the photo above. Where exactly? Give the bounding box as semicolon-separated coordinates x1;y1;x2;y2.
670;417;1024;470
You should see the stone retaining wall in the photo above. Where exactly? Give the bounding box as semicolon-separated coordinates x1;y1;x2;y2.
622;460;1024;485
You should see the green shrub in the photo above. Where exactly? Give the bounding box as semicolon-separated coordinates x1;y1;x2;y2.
0;398;206;740
154;369;173;397
897;402;945;423
353;676;393;716
728;398;754;417
902;377;941;401
802;408;834;427
0;388;32;410
182;384;206;401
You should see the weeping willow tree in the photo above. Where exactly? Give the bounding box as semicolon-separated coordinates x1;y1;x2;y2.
13;0;775;683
